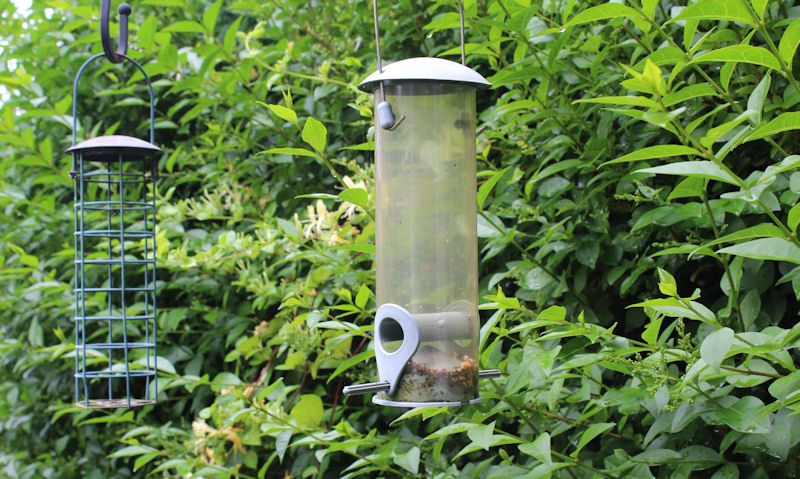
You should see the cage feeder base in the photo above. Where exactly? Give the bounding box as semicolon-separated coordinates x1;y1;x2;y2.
372;396;482;408
75;398;156;409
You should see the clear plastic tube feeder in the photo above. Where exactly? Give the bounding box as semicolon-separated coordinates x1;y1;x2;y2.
342;58;500;407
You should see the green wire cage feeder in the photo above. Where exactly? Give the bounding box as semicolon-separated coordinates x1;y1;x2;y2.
70;0;160;408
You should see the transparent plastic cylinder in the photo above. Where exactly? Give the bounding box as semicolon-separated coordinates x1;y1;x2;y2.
375;82;479;403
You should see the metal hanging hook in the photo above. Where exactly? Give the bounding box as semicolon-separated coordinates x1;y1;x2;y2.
100;0;131;64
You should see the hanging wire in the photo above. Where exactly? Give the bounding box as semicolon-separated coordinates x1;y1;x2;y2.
457;0;465;65
371;0;468;73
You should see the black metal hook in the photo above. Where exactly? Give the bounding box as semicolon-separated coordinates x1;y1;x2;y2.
100;0;131;64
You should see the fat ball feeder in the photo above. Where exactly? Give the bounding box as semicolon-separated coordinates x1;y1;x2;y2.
70;0;160;408
343;1;500;407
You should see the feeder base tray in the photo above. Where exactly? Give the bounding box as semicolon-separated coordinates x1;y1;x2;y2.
372;396;482;408
75;399;156;409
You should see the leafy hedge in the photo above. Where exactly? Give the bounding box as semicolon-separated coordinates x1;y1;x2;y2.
1;0;799;477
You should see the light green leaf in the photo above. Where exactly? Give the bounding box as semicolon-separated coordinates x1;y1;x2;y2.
657;268;678;296
572;422;614;456
671;0;755;25
211;372;241;391
478;167;510;210
788;203;800;232
717;238;800;264
393;447;420;475
259;103;298;125
163;21;206;33
629;298;717;324
575;95;660;109
747;73;771;124
700;111;754;148
695;223;785;252
779;18;800;68
519;433;552;467
202;0;223;34
467;422;495;450
700;327;734;370
262;147;318;158
290;394;324;428
28;318;43;347
751;0;768;18
745;112;800;142
691;45;781;70
668;177;706;200
704;396;770;433
663;83;718;107
563;4;641;27
338;188;369;210
302;117;327;154
275;430;291;462
635;161;741;185
109;445;157;458
602;145;701;166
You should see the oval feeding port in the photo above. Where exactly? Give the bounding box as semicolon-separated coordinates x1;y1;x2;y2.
378;316;404;353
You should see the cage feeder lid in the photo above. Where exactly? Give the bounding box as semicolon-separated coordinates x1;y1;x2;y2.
66;135;161;157
358;57;491;92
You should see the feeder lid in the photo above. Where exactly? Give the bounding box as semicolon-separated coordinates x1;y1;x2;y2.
358;57;491;92
66;135;161;156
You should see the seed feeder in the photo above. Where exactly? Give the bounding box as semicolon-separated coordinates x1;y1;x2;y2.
70;0;159;408
343;1;500;407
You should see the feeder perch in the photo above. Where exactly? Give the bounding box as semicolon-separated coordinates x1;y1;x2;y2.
343;2;500;407
70;1;159;409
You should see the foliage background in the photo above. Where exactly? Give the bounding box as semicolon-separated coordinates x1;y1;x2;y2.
1;0;800;477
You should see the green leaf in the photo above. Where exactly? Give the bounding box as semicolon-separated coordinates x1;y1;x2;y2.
695;223;785;251
717;238;800;264
163;21;206;33
663;83;718;107
290;394;324;428
574;95;659;108
328;349;374;383
275;430;291;463
657;268;677;296
563;4;641;27
779;18;800;68
519;433;552;467
109;445;157;458
745;112;800;142
28;317;43;347
478;167;510;210
629;298;718;324
691;46;781;71
602;145;701;167
211;372;241;391
302;117;327;154
259;103;298;125
671;0;755;25
635;161;741;185
788;203;800;232
700;327;734;370
338;188;369;210
262;147;318;158
202;0;223;34
703;396;770;433
668;177;706;200
642;316;664;345
700;111;753;148
747;73;771;124
467;422;495;450
572;422;614;456
393;447;420;475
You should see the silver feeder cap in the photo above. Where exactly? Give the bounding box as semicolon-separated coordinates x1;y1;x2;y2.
358;57;491;92
66;135;162;157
